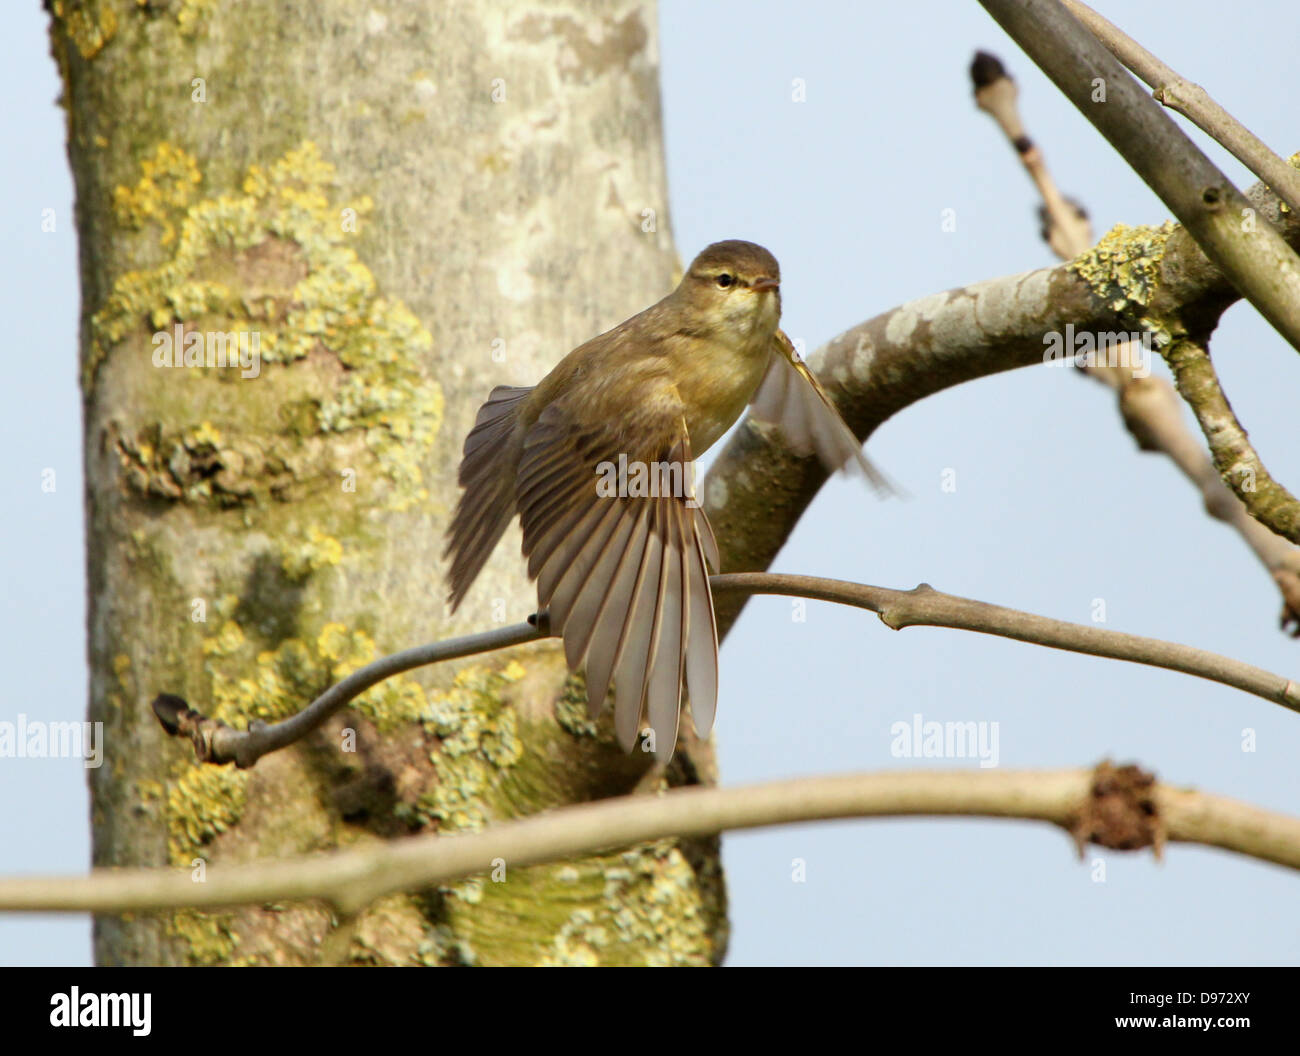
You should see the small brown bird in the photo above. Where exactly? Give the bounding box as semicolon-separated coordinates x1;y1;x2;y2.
446;240;887;758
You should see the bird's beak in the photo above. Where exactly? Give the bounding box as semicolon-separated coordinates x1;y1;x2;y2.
752;277;780;293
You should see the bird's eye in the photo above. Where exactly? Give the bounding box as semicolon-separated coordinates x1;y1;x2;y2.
715;273;734;289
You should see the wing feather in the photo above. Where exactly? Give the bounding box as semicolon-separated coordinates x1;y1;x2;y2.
445;385;533;610
608;507;663;751
542;498;622;639
582;504;652;720
514;387;716;759
552;499;638;671
751;331;895;494
684;520;719;735
692;505;719;574
646;497;687;753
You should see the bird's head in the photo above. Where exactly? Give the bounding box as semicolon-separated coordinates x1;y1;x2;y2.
677;239;782;343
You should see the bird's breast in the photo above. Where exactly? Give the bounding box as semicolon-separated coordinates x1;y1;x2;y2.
676;333;774;455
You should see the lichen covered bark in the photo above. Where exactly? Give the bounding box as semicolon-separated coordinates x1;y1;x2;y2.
51;0;724;965
1072;220;1300;546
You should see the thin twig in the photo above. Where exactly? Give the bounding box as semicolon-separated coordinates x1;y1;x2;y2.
153;620;545;768
709;574;1300;712
1;765;1298;916
155;572;1300;772
970;50;1093;258
1061;0;1300;216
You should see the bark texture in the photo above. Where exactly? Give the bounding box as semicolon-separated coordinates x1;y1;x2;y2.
51;0;724;966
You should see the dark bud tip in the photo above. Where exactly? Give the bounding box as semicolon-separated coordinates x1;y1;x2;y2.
970;50;1008;90
151;693;192;735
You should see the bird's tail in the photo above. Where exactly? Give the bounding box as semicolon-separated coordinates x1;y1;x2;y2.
445;385;533;610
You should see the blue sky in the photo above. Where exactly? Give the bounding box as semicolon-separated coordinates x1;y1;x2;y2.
3;0;1298;966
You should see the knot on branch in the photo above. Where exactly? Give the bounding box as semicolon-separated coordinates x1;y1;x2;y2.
1067;760;1165;859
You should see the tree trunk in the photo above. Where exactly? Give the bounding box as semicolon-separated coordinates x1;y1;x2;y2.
51;0;724;966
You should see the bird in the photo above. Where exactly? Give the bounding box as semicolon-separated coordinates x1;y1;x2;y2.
445;240;888;759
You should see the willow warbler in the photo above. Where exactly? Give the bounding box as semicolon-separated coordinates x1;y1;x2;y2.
446;240;888;758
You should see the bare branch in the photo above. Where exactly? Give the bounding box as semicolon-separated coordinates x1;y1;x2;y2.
979;0;1300;357
968;49;1300;632
1061;0;1300;216
1107;372;1300;636
706;167;1300;634
1162;335;1300;548
2;763;1298;917
709;574;1300;713
153;620;545;768
155;572;1300;772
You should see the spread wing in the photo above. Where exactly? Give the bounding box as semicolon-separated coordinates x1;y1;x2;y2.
445;385;534;611
517;384;719;758
751;329;895;494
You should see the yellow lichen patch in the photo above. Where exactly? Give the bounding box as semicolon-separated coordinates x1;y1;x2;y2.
214;594;241;619
441;837;719;966
352;674;428;732
554;673;600;739
176;0;216;36
200;613;429;729
598;843;716;966
201;619;246;658
134;778;165;807
539;909;607;967
166;908;241;966
50;0;118;60
113;417;247;503
112;142;203;245
1070;221;1176;314
315;623;430;730
166;763;249;864
189;420;222;446
263;638;317;697
282;526;344;581
317;622;376;670
112;653;132;690
210;636;321;725
90;141;443;512
419;664;527;833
